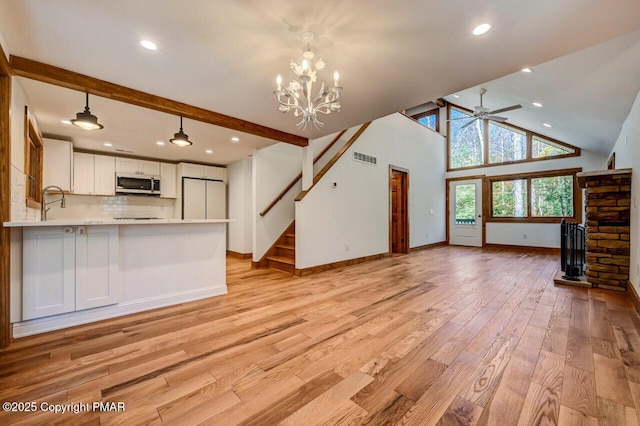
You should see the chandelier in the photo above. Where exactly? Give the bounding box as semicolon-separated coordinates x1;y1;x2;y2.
274;31;342;130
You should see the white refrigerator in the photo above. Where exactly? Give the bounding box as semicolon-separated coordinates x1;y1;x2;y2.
182;178;226;219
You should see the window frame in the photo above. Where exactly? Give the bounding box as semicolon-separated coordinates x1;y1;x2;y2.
411;108;440;132
447;104;580;171
24;106;43;209
486;168;582;224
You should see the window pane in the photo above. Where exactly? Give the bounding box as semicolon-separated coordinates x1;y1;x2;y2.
532;136;574;158
450;108;484;169
417;114;437;131
531;175;574;217
492;179;528;217
455;184;476;224
488;122;526;163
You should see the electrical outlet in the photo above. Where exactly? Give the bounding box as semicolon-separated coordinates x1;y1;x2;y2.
425;233;429;240
637;264;639;277
523;234;527;239
345;243;349;251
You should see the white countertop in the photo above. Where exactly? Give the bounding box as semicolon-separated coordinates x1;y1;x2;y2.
3;218;233;227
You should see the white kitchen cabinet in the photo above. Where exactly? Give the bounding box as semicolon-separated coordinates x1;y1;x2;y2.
75;226;119;310
160;162;177;198
23;225;120;320
73;152;95;195
115;158;160;175
43;138;73;192
23;227;76;320
94;155;115;195
178;162;226;182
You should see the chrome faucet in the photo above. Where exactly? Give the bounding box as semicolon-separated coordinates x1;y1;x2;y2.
41;185;66;221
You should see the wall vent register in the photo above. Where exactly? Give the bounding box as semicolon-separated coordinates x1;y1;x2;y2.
353;152;377;165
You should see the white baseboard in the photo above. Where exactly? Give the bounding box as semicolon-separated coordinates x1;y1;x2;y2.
12;285;227;338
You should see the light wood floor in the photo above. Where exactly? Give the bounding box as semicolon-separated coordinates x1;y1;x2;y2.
2;246;640;425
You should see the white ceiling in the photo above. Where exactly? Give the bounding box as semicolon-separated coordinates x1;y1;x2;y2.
1;0;639;163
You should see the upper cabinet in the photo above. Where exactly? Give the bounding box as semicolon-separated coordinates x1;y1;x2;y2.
160;163;177;199
178;162;226;182
43;138;73;192
73;153;115;196
115;158;160;176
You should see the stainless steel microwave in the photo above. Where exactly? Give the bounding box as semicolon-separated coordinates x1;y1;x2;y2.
115;173;161;196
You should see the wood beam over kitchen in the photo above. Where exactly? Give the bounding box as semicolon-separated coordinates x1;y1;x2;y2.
10;56;308;147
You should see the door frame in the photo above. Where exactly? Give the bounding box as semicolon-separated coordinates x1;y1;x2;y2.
446;175;486;247
389;165;409;254
0;44;11;347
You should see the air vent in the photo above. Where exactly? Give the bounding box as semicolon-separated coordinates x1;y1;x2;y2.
353;151;377;165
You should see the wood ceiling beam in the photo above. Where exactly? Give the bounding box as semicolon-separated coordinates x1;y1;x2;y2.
10;56;308;147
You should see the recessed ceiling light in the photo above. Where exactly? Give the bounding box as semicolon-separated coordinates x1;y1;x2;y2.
104;142;113;147
472;24;491;36
140;40;157;51
453;94;460;99
156;141;165;146
231;136;240;142
543;123;552;128
522;68;533;73
532;102;543;107
61;120;72;125
206;150;213;154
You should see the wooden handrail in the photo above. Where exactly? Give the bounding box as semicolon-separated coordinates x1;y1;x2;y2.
259;129;347;216
296;122;371;202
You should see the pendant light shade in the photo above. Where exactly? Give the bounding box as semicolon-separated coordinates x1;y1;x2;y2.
170;116;193;147
71;93;104;130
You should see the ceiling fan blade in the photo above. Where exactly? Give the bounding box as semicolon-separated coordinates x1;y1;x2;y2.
486;115;508;122
461;118;479;129
489;104;522;115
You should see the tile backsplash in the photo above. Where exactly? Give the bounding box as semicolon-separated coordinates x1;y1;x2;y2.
45;194;176;221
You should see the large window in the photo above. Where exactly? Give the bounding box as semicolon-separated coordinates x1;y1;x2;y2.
411;109;439;132
448;105;579;170
488;169;581;223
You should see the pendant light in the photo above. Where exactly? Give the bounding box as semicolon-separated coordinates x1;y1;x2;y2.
71;93;104;130
170;116;193;147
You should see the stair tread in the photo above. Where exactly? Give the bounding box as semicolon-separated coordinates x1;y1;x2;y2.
276;244;295;250
284;234;296;238
267;255;296;265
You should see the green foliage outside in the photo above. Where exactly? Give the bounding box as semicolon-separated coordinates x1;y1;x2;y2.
455;184;476;223
450;109;483;168
492;180;528;217
532;137;573;158
531;176;573;216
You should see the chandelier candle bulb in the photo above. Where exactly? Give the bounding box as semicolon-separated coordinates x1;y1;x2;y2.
276;75;282;90
334;71;339;86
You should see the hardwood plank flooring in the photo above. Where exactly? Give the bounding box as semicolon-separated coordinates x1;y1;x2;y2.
1;246;640;424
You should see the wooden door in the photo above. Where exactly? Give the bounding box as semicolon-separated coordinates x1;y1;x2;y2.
391;170;409;254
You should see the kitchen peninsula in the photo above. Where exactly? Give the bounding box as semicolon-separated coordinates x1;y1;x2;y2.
5;218;231;337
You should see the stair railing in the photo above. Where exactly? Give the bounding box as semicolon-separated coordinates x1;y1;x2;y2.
259;129;347;216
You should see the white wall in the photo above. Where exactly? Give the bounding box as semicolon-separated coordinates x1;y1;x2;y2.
253;143;303;261
10;79;39;222
296;113;446;269
227;158;253;254
609;89;640;294
447;149;606;248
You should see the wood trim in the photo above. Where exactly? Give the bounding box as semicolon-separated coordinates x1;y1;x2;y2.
410;241;447;252
294;252;389;277
10;56;307;147
0;42;11;348
485;243;560;255
408;108;440;133
628;281;640;317
607;152;616;170
226;250;252;260
296;122;371;202
260;129;347;216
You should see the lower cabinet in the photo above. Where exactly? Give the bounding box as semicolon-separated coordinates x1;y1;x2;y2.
23;225;120;320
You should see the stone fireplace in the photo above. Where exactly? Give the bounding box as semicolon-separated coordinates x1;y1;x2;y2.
577;168;632;292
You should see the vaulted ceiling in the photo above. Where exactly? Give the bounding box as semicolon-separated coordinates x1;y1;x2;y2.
1;1;639;163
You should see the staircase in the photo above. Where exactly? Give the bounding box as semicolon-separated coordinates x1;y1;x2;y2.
265;223;296;274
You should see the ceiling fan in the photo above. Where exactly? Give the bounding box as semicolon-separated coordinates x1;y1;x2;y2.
452;88;522;129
